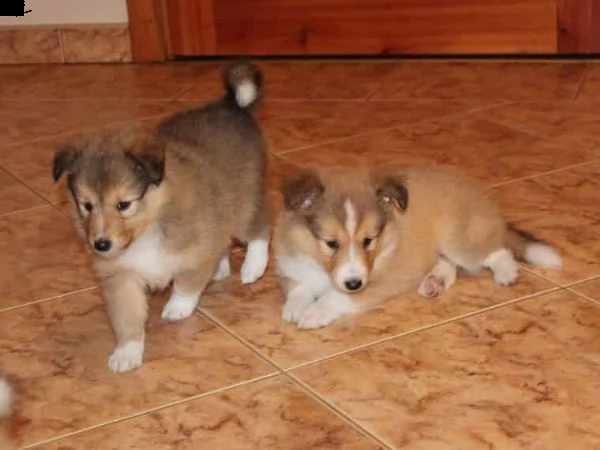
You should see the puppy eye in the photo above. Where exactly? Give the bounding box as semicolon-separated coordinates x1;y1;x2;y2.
116;201;132;212
325;240;339;250
82;202;93;212
363;238;373;248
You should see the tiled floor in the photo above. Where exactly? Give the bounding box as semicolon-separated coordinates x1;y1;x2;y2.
1;60;600;449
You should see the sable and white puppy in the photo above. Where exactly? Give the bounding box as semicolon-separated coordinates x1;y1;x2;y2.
0;377;14;450
274;165;562;329
52;63;269;372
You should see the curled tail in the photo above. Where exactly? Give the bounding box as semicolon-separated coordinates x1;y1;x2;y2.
505;225;562;269
0;378;12;419
223;61;263;110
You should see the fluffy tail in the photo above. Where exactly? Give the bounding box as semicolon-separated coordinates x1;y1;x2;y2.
505;225;562;269
223;62;263;110
0;378;12;420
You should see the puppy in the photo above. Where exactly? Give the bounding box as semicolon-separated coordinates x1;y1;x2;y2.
0;378;14;450
52;63;269;372
274;165;562;329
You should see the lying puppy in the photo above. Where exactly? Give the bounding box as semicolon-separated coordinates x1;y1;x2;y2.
274;165;562;329
53;63;269;372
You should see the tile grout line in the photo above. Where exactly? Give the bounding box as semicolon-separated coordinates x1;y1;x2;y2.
487;158;600;189
0;165;54;213
283;371;395;449
570;64;591;101
564;286;600;307
196;308;288;374
0;286;98;315
282;285;562;373
21;372;281;450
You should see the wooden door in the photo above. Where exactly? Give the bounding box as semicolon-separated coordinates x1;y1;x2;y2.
164;0;558;56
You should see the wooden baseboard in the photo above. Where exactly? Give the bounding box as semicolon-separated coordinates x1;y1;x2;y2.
0;24;131;64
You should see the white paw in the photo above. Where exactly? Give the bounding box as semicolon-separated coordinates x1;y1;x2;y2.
241;239;269;284
418;274;445;298
108;340;144;373
297;302;342;329
161;291;199;321
494;263;519;286
212;254;231;281
282;296;314;323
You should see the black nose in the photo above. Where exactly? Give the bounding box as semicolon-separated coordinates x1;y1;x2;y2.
94;238;112;253
344;278;363;291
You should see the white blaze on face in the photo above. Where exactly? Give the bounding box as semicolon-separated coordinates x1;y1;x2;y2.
334;199;368;291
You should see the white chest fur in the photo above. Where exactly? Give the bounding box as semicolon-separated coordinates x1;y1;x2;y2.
276;254;332;298
115;224;184;288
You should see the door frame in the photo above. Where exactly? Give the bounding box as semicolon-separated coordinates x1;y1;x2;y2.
126;0;600;61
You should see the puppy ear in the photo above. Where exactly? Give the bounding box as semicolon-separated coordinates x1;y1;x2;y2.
52;145;81;182
125;137;166;186
376;176;409;212
283;170;324;212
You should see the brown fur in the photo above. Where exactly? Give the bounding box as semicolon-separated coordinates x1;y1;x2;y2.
275;165;560;326
53;63;268;371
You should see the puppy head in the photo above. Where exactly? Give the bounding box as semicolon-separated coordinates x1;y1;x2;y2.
283;168;408;294
52;132;166;258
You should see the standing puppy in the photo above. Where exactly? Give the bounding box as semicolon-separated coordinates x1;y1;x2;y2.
52;63;269;372
274;166;562;329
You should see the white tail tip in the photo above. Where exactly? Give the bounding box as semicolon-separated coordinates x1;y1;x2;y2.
0;378;12;419
235;80;258;108
524;243;563;269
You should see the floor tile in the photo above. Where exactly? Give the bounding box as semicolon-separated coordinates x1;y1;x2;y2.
479;101;600;152
0;206;95;311
490;162;600;285
200;265;553;369
0;100;180;149
372;62;587;101
574;64;600;103
293;291;600;449
283;117;596;185
0;290;275;447
39;376;378;450
0;167;45;215
182;61;395;101
257;99;479;153
0;63;221;100
569;279;600;305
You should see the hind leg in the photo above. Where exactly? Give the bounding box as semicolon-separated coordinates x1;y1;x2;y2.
482;248;519;286
212;251;231;281
418;257;457;298
239;201;270;284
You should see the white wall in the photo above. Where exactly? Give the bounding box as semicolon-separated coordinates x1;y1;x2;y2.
0;0;129;26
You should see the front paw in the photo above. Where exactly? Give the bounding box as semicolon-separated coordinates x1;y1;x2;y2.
418;274;445;298
161;291;199;321
282;296;314;323
108;340;144;373
297;302;341;329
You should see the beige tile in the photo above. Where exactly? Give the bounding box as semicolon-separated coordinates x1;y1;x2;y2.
283;117;597;185
182;61;395;101
200;265;553;369
294;291;600;449
490;162;600;285
372;62;587;101
0;206;95;311
0;167;45;215
39;376;377;449
0;62;221;100
479;101;600;151
0;28;62;64
60;25;132;63
569;279;600;304
257;99;479;153
0;100;180;149
0;289;275;447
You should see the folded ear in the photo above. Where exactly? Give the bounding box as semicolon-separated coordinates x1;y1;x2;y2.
376;176;409;212
283;170;324;212
52;145;81;182
125;137;166;186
